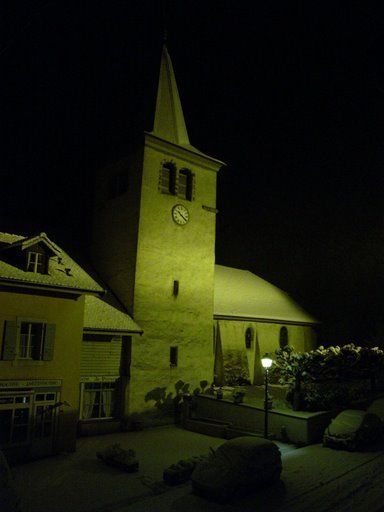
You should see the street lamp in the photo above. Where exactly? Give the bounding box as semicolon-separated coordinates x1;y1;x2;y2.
261;353;273;439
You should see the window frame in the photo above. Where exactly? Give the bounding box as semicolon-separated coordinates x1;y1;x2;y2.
178;168;193;201
279;326;289;349
160;161;177;195
80;379;118;421
2;319;55;362
26;250;46;273
0;391;33;447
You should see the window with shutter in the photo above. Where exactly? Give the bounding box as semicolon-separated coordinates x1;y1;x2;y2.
1;320;55;361
2;321;18;360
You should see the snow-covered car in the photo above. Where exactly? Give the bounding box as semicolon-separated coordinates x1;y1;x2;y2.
367;398;384;428
191;436;282;502
323;409;382;451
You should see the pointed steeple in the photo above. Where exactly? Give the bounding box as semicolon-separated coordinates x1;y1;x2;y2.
151;45;190;146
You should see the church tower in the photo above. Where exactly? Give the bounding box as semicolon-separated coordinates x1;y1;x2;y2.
92;45;224;423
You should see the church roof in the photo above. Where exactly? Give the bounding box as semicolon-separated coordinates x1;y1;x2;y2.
0;232;103;295
83;295;143;335
214;265;318;325
151;44;190;146
149;45;225;167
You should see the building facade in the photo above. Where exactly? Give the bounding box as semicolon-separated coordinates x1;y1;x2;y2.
0;232;103;461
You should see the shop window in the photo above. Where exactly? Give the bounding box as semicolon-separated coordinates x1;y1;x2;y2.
0;393;32;446
279;327;289;348
81;381;116;420
33;392;57;439
2;321;55;361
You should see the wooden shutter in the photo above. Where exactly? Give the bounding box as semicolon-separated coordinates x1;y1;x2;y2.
2;321;18;360
43;323;56;361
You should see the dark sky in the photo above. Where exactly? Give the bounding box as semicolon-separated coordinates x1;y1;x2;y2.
1;1;384;344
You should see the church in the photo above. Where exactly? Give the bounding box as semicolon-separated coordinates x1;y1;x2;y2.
0;45;317;460
89;45;318;425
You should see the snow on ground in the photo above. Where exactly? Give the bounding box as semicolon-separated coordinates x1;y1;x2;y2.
9;426;384;512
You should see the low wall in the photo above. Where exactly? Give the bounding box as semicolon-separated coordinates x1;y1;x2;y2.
185;395;336;445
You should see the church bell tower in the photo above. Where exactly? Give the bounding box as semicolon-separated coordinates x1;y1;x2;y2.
92;45;224;421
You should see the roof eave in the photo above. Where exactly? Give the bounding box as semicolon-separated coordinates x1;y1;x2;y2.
83;327;143;336
144;132;226;169
0;279;104;297
214;313;320;326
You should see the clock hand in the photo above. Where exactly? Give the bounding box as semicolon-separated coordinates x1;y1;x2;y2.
179;212;187;221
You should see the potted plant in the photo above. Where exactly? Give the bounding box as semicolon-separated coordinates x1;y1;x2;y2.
233;390;245;404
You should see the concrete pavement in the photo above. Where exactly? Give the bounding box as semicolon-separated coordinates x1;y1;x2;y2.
9;425;384;512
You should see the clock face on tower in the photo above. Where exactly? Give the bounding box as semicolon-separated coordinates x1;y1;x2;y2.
172;204;190;225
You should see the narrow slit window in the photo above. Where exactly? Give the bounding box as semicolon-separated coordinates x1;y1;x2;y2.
170;346;178;367
279;327;289;348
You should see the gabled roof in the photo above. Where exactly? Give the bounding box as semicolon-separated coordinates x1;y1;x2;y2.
214;265;318;325
0;232;60;255
83;295;142;335
0;232;103;295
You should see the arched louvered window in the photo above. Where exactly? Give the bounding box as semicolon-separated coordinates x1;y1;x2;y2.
245;327;254;349
160;162;176;195
178;168;193;201
279;326;288;348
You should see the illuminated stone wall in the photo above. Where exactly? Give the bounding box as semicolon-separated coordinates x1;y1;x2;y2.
129;135;220;417
91;136;221;422
217;319;317;385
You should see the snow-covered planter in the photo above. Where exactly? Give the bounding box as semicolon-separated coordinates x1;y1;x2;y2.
163;454;209;485
96;444;138;472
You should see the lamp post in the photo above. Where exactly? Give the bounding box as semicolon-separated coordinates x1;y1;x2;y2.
261;353;273;439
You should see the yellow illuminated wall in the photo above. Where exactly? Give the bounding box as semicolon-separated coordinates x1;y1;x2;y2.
0;292;85;452
92;134;221;421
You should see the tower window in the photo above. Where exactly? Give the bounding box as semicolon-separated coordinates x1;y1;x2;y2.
108;171;128;199
279;327;289;348
178;168;193;201
170;346;178;367
160;162;176;195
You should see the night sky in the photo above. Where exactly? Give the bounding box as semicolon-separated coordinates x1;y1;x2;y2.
1;1;384;344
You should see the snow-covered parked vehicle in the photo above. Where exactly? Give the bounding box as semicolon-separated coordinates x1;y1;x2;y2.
191;436;282;502
367;398;384;429
323;409;382;451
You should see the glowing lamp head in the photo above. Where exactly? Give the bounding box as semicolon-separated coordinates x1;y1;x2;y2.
261;354;273;369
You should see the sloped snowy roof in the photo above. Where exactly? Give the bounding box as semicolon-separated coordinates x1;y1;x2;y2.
83;295;142;334
0;232;103;294
214;265;318;325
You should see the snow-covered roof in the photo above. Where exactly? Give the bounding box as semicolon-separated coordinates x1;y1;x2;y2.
214;265;318;325
83;295;142;334
0;232;103;295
